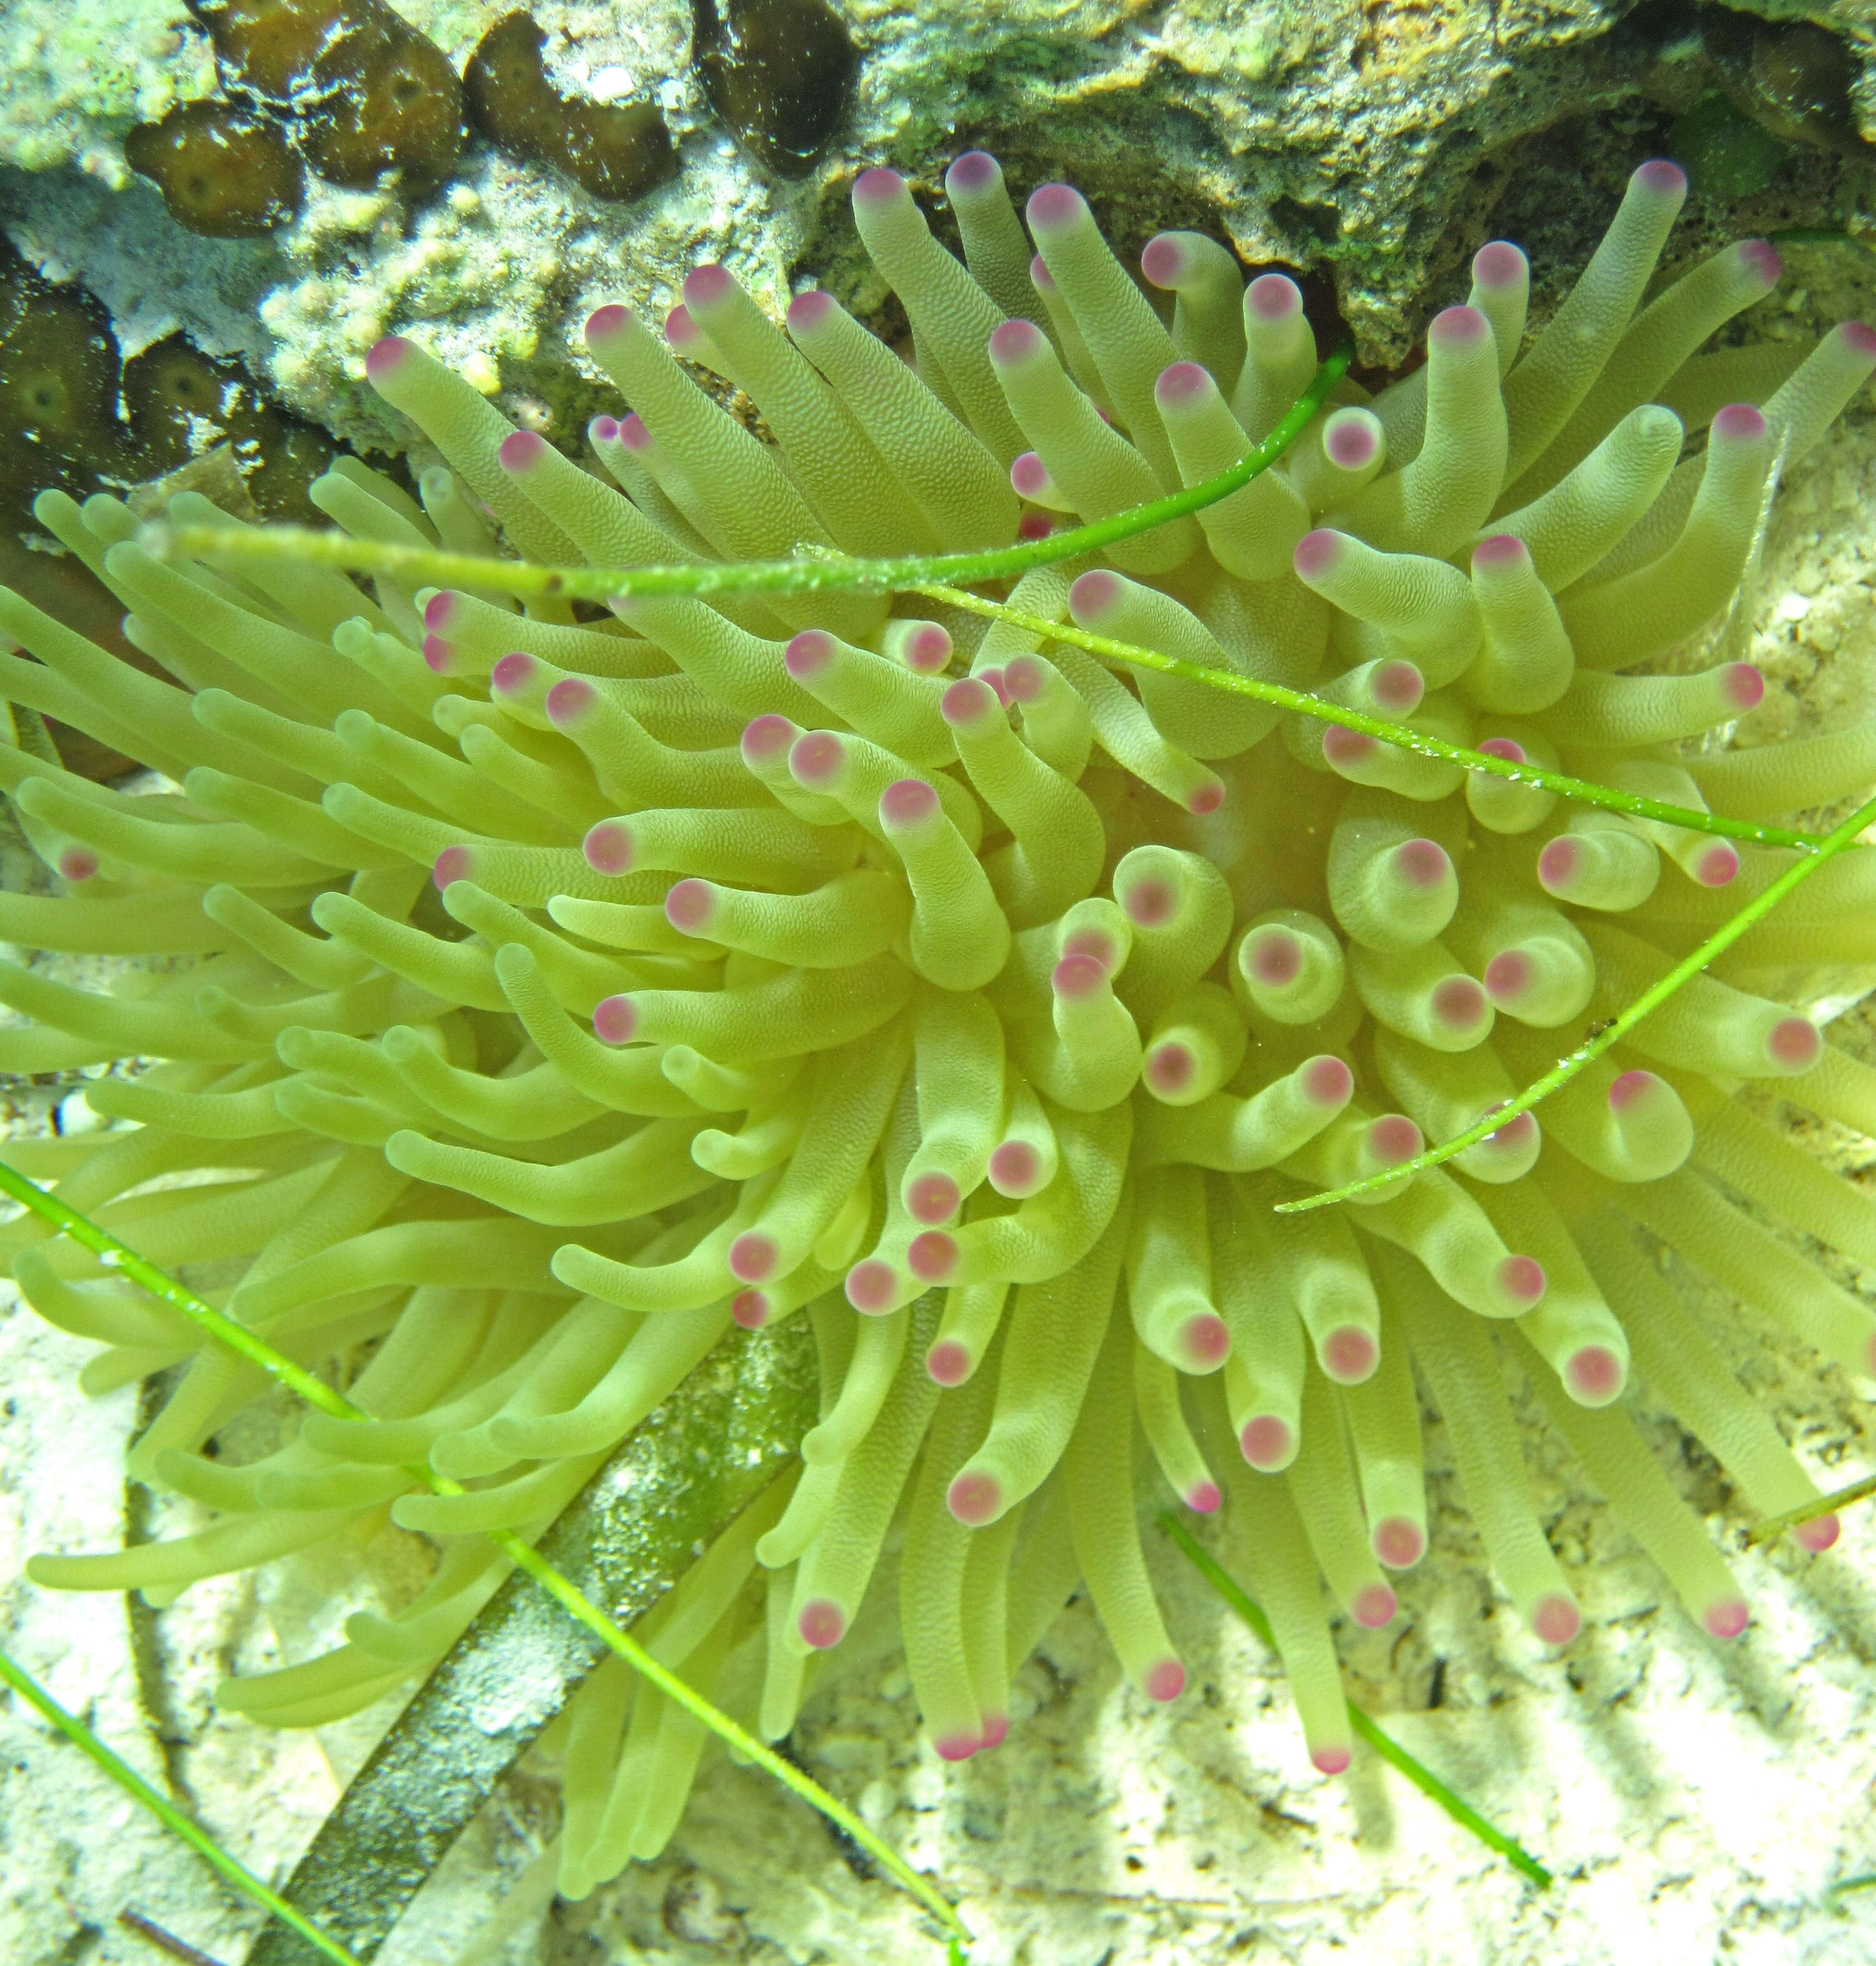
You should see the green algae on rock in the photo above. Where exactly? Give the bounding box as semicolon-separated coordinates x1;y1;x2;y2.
122;96;305;238
692;0;858;177
465;11;678;206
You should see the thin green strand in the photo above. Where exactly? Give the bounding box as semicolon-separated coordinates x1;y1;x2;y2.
1278;788;1876;1213
1159;1513;1553;1889
1742;1468;1876;1548
0;1158;967;1952
0;1643;363;1966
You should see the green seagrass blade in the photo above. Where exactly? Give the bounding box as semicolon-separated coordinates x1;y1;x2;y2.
246;1318;817;1966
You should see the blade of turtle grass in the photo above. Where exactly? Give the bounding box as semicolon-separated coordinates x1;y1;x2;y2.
1159;1512;1554;1890
0;1161;967;1954
0;1645;363;1966
1278;787;1876;1212
245;1320;819;1966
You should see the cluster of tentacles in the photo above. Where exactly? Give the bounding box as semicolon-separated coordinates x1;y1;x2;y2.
9;151;1876;1895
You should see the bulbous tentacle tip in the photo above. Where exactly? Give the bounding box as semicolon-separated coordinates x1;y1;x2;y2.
588;413;620;442
740;712;798;767
592;993;637;1045
879;776;940;829
1735;237;1782;287
788;730;844;787
782;631;834;683
365;335;411;382
1793;1513;1841;1553
1311;1744;1353;1775
421;634;455;673
58;848;98;882
1052;951;1108;1000
432;845;472;889
729;1231;779;1283
1431;974;1488;1032
422;589;457;631
1322;724;1374;769
1323;406;1383;469
1843;320;1876;357
906;1171;961;1226
1351;1581;1398;1628
1017;510;1056;542
941;675;1001;728
1722;660;1765;709
798;1599;847;1649
1186;1480;1223;1514
1564;1344;1626;1405
852;165;905;208
1496;1253;1546;1307
682;261;734;310
1321;1324;1378;1384
1485;1106;1537;1151
1368;1113;1424;1165
1025;180;1087;232
1144;1657;1187;1703
1475;734;1526;765
844;1258;898;1312
1239;1413;1294;1471
1246;926;1302;986
1154;358;1213;406
545;676;595;727
1471;239;1527;288
987;316;1046;367
1394;837;1451;889
946;149;1001;194
1248;272;1303;321
663;877;715;934
1634;157;1689;198
934;1731;981;1762
497;428;545;471
1187;776;1226;815
1303;1055;1354;1107
1536;837;1577;894
1010;450;1050;499
1768;1016;1821;1071
1144;1040;1194;1097
731;1288;770;1329
1430;303;1490;346
925;1338;973;1386
978;1712;1010;1749
1703;1596;1750;1640
786;288;835;333
1293;527;1342;579
1471;531;1530;572
1530;1593;1581;1645
1179;1312;1231;1373
583;819;632;875
907;1228;958;1283
616;411;653;452
490;650;535;695
947;1466;1003;1526
583;302;632;345
1693;840;1740;886
1373;1516;1426;1569
1027;251;1057;294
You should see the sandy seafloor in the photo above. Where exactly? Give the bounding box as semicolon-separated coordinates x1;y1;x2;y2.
8;262;1876;1966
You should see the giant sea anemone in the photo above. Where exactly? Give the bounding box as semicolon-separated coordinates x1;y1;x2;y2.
8;151;1876;1910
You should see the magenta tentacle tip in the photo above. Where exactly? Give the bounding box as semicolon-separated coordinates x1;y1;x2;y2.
907;1229;957;1282
1248;926;1302;985
431;845;471;889
1369;1114;1423;1164
852;166;904;206
1703;1597;1750;1640
1695;840;1740;886
1145;1042;1194;1096
946;149;999;193
1248;272;1301;321
731;1288;770;1329
588;413;619;442
987;317;1044;365
1843;320;1876;357
1311;1745;1353;1775
1186;1480;1222;1515
786;287;835;332
490;651;534;695
1052;951;1107;1000
1025;181;1085;231
740;713;797;766
1394;837;1450;888
1140;233;1185;287
1723;661;1765;709
1120;873;1177;928
797;1600;847;1650
58;847;98;882
545;677;594;726
926;1338;972;1386
784;628;836;680
1431;303;1490;345
1188;776;1226;815
1352;1581;1398;1628
420;633;455;673
879;777;939;828
592;994;637;1046
1067;567;1122;622
728;1231;778;1284
1635;158;1689;197
934;1732;980;1763
978;1713;1009;1749
844;1258;899;1313
1712;401;1768;443
1181;1313;1231;1371
422;590;456;630
497;428;544;471
1566;1345;1625;1403
1536;837;1578;889
1010;450;1051;498
1472;239;1525;287
1322;724;1375;770
364;335;410;381
1530;1593;1581;1645
663;878;714;933
584;302;630;343
1476;735;1526;765
1498;1254;1546;1305
1431;975;1487;1029
1303;1055;1353;1107
1323;409;1379;468
987;1139;1039;1195
788;731;845;786
1293;528;1341;579
1144;1657;1186;1703
1154;360;1212;406
1016;511;1055;541
1471;532;1528;571
907;1171;961;1225
1239;1414;1292;1469
1793;1513;1840;1553
583;819;632;875
947;1468;1002;1526
1768;1016;1820;1069
1322;1326;1378;1384
942;675;1000;727
1373;1517;1426;1569
683;262;734;309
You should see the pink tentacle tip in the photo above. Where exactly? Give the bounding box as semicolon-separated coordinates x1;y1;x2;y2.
1472;239;1526;288
421;633;455;673
497;428;545;471
1694;840;1740;886
1485;1107;1536;1151
431;845;471;889
1052;951;1108;1000
852;165;905;206
1843;320;1876;357
1181;1313;1231;1370
978;1713;1009;1750
1430;974;1486;1029
1120;873;1178;927
1322;723;1375;769
1027;252;1057;293
1067;567;1123;623
1140;233;1186;287
1017;510;1056;541
1373;1517;1426;1569
946;149;1000;193
1530;1593;1581;1645
1322;1325;1377;1384
901;623;952;673
1536;837;1578;889
784;628;835;680
57;847;98;882
663;878;714;933
1369;660;1423;713
731;1288;770;1329
1154;360;1212;406
947;1467;1002;1525
422;590;457;630
1188;775;1226;815
728;1231;778;1283
987;317;1044;365
789;730;844;785
1703;1597;1750;1640
545;677;595;726
844;1258;899;1313
1311;1745;1353;1776
1002;655;1045;702
1247;272;1301;321
490;650;535;694
1144;1658;1186;1703
583;820;632;875
934;1732;981;1763
787;287;834;332
1010;450;1051;499
1565;1344;1625;1403
682;262;734;308
1497;1254;1546;1305
591;994;637;1044
925;1338;972;1386
1240;1414;1293;1469
588;413;619;442
1431;303;1489;345
364;335;411;381
1186;1480;1223;1515
907;1228;957;1282
906;1171;961;1225
1302;1055;1353;1106
1737;237;1782;287
1712;401;1768;444
740;712;797;765
1768;1016;1820;1070
797;1600;846;1650
1793;1513;1840;1553
584;302;631;343
1476;734;1526;764
1145;1041;1194;1096
1723;662;1765;709
942;675;1000;726
663;302;699;349
616;411;653;452
1394;837;1450;888
1025;181;1086;231
1247;926;1302;985
1292;527;1341;578
1635;158;1689;198
987;1139;1039;1194
1323;410;1379;468
879;776;939;828
1368;1114;1423;1166
1607;1068;1658;1114
1471;532;1528;571
1352;1582;1398;1629
1060;925;1118;971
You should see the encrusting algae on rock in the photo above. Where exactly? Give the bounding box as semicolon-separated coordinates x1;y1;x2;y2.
6;146;1876;1902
